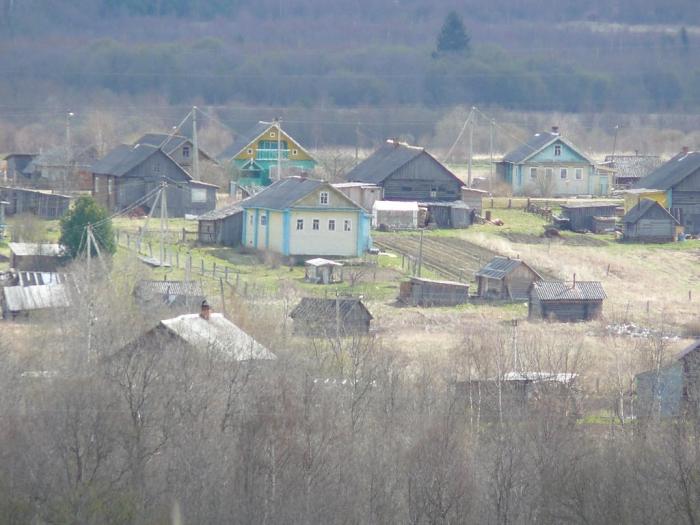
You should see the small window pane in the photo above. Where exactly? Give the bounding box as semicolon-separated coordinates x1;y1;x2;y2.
296;219;304;230
328;219;336;231
575;168;583;180
319;192;329;205
560;168;567;179
312;219;320;231
191;188;207;203
344;219;352;232
260;215;267;226
530;167;538;179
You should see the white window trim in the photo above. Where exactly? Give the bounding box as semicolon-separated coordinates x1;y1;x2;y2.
575;168;583;180
545;168;553;178
312;219;320;231
260;215;267;226
107;178;113;194
319;191;329;205
191;187;207;203
344;219;352;232
328;219;336;231
560;168;568;180
554;144;562;156
530;167;538;179
94;176;100;193
296;219;304;230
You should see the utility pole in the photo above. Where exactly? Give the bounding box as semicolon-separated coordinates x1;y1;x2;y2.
66;111;74;192
467;107;474;188
192;106;200;181
159;181;167;266
355;122;360;161
511;319;519;371
489;119;495;194
416;229;424;277
276;117;282;181
611;124;619;159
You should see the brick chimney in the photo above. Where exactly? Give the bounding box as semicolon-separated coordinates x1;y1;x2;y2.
200;299;211;321
551;126;560;135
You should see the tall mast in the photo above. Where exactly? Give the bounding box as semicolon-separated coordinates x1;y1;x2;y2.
276;118;282;181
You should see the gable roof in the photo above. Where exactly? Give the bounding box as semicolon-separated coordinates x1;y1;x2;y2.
3;283;71;312
676;339;700;361
633;151;700;191
532;281;606;301
240;177;346;210
622;199;681;225
134;133;214;161
197;203;243;221
9;242;64;257
290;297;373;321
91;143;190;179
502;131;593;164
160;312;276;361
346;140;463;186
134;280;205;299
603;154;662;180
220;121;315;162
475;256;542;280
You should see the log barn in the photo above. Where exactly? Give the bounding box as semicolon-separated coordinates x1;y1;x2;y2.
475;256;542;300
528;280;605;321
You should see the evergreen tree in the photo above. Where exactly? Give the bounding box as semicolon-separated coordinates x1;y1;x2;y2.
435;11;470;55
60;196;116;258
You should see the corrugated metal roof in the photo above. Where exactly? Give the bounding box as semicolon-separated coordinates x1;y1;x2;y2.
633;151;700;191
9;242;64;257
372;200;419;211
502;132;558;163
290;297;373;321
240;177;326;210
410;276;469;288
603;154;662;180
91;143;159;177
197;204;243;221
161;313;276;361
622;199;680;225
532;281;606;301
3;283;71;312
560;202;618;210
475;256;538;280
134;280;205;298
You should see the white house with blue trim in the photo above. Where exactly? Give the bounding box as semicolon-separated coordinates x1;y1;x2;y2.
241;176;371;258
497;127;609;197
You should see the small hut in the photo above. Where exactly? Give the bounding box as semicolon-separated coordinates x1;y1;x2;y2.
290;297;373;337
461;187;486;215
399;276;469;306
559;203;619;232
304;258;343;284
421;201;473;228
528;280;605;321
9;243;65;271
622;199;681;243
2;283;71;318
475;256;542;300
197;204;243;246
372;200;419;230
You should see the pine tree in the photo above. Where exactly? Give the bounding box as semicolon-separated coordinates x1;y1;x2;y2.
435;11;470;55
60;196;116;258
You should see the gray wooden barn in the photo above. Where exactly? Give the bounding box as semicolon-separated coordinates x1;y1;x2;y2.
622;199;681;243
559;202;619;232
528;280;605;321
346;139;464;202
9;243;65;271
290;297;373;337
421;201;473;228
0;186;71;219
197;204;243;246
475;256;542;300
635;339;700;418
399;276;469;306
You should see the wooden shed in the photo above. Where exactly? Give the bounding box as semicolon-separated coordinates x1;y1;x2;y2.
399;276;469;306
290;297;373;337
622;199;681;243
197;204;243;246
421;201;473;229
9;243;65;271
372;200;419;230
559;203;619;232
528;280;606;322
0;186;71;219
475;256;542;300
461;187;486;215
304;258;343;284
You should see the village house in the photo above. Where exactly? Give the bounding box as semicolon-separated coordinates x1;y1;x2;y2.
635;339;700;418
197;204;243;246
290;297;373;337
23;145;100;191
91;142;217;217
3;153;37;185
632;147;700;235
602;153;663;189
399;276;470;306
528;280;606;322
475;256;542;301
497;127;609;197
220;120;317;189
0;186;71;219
345;139;464;202
622;199;682;243
124;301;276;362
9;242;65;271
332;182;382;212
133;133;219;178
241;176;371;258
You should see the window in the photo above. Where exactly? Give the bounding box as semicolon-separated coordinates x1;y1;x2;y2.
319;191;329;205
247;148;253;155
328;219;336;231
260;214;267;226
312;219;320;230
560;168;568;180
249;214;254;225
94;176;100;193
296;219;304;230
108;178;113;195
545;168;553;178
191;188;207;203
270;130;276;138
153;161;161;173
344;219;352;232
554;144;561;156
292;149;298;156
182;146;190;158
575;168;583;180
530;167;538;179
430;185;437;198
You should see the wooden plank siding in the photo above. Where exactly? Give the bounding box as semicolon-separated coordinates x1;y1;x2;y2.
382;154;463;202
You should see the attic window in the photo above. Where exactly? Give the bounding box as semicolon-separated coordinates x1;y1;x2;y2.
270;131;276;138
292;149;298;156
182;146;190;158
153;162;161;173
247;148;253;155
554;144;562;156
319;191;329;205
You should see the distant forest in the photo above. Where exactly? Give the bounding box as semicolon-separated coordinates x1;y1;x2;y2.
0;0;699;148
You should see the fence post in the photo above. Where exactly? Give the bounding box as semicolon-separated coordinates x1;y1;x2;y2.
126;232;130;248
508;198;512;209
491;197;494;208
236;272;240;288
182;228;186;242
213;262;217;276
225;266;229;282
176;251;179;268
201;259;204;274
148;242;153;257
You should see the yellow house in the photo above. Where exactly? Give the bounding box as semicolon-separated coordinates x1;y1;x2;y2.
241;177;371;258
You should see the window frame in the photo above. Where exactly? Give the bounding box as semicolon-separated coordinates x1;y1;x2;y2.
182;145;190;159
554;144;562;157
575;168;583;180
560;168;568;180
530;167;538;179
296;218;304;231
260;214;267;226
319;191;329;205
344;219;352;232
328;219;336;231
191;187;207;203
312;219;320;231
545;168;553;179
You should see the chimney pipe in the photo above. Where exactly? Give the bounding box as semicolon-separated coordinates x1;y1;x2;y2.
551;126;559;135
681;146;689;155
200;299;211;320
572;273;576;288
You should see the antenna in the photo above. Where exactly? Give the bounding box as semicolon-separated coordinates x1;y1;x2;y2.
192;106;200;181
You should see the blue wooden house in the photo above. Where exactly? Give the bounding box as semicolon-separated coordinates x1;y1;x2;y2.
219;120;317;189
240;176;371;259
497;127;609;197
